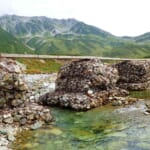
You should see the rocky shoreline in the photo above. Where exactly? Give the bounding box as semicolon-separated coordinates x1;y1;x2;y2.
39;59;150;110
0;73;57;150
0;58;56;150
1;58;150;150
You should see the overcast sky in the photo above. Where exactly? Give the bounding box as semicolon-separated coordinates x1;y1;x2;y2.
0;0;150;36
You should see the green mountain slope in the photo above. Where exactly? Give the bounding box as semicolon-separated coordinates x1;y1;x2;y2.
0;27;33;54
0;15;150;58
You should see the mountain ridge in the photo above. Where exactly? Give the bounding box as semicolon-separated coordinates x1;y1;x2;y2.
0;15;150;58
0;26;33;54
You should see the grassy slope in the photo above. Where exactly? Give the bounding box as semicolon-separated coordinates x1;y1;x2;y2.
16;58;63;74
0;27;33;54
25;34;150;58
24;34;116;56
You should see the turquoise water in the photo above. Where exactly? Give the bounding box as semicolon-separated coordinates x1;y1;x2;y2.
12;91;150;150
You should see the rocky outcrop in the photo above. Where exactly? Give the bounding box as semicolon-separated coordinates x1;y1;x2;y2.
115;60;150;90
39;59;128;110
0;103;52;128
0;58;28;108
0;58;53;149
0;57;52;127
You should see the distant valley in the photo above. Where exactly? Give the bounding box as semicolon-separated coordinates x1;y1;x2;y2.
0;15;150;58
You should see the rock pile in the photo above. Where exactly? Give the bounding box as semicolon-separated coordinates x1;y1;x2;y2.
0;57;52;128
56;59;118;92
115;60;150;90
0;103;52;128
0;58;28;108
39;59;128;110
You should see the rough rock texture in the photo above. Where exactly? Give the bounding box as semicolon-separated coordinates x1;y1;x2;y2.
0;103;52;127
0;57;53;149
0;57;52;126
39;59;128;110
0;58;28;108
115;60;150;90
56;59;118;92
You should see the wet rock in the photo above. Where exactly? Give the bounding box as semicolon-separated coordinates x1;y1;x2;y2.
7;133;15;141
30;121;43;130
115;60;150;90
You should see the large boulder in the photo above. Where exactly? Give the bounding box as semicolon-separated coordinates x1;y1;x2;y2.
115;60;150;90
56;59;118;92
39;59;128;110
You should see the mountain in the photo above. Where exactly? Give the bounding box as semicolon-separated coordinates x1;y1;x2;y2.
0;15;111;37
0;27;33;54
0;15;150;58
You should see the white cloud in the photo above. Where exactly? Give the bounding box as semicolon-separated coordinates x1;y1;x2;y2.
0;0;150;36
0;0;14;15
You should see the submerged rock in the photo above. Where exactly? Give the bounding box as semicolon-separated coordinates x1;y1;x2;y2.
39;59;128;110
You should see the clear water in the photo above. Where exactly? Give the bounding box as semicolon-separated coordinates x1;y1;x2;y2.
12;91;150;150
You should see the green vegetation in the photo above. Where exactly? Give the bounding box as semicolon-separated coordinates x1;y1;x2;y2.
0;27;33;54
16;58;63;74
0;15;150;58
25;34;150;58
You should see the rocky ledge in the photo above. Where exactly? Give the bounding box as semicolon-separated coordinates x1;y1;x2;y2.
39;59;150;111
39;59;129;110
0;58;53;150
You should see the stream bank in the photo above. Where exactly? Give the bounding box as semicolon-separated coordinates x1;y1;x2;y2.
11;74;150;150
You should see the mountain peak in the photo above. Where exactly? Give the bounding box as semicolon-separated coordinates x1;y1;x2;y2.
0;15;111;37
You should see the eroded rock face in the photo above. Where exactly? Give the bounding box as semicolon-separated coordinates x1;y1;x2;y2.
0;58;28;108
39;59;128;110
56;59;118;92
0;57;52;129
0;103;52;128
115;60;150;90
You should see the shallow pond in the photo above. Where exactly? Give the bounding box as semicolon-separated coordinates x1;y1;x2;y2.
12;91;150;150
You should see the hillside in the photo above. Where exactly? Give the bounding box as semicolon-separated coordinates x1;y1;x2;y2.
0;15;150;58
0;27;33;54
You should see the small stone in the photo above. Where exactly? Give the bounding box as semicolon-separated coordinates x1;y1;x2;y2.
0;137;9;146
3;117;13;124
144;111;150;115
30;121;43;130
87;90;93;95
3;114;11;119
20;118;27;125
8;133;15;141
27;114;34;120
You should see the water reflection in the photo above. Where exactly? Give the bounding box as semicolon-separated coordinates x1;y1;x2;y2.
12;91;150;150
